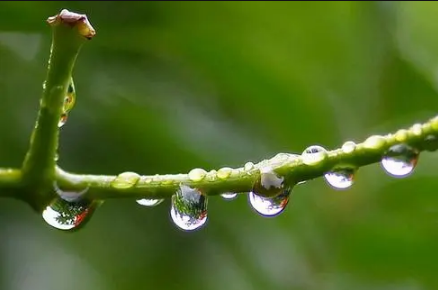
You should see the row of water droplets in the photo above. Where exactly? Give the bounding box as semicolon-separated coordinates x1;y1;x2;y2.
42;123;435;231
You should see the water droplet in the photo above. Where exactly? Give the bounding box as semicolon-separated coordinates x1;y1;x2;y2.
341;141;356;154
381;144;419;177
217;167;233;180
423;134;438;152
411;123;422;136
42;81;47;90
136;199;164;207
363;135;386;150
324;167;356;190
244;162;255;172
53;181;88;202
302;145;327;165
170;184;207;231
42;198;99;231
63;94;75;113
58;113;68;128
395;129;408;142
111;172;140;189
188;168;207;182
221;192;238;200
252;166;285;197
248;187;291;217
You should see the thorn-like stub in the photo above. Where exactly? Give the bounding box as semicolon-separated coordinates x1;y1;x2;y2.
47;9;96;40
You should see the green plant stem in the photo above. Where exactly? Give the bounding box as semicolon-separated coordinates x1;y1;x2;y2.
0;168;23;198
19;10;95;210
54;115;438;201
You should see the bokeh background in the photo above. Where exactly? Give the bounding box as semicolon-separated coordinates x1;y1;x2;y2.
1;1;438;289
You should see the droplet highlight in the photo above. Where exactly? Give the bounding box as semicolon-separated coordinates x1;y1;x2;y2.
324;167;356;190
136;199;164;207
170;184;207;231
302;145;327;165
111;172;140;189
221;192;237;200
188;168;207;182
249;187;292;217
42;198;99;231
381;144;419;177
244;162;255;172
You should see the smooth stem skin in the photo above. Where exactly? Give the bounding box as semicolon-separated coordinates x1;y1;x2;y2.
20;10;93;211
53;115;438;201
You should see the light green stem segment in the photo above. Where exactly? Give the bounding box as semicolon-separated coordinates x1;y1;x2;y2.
53;115;438;201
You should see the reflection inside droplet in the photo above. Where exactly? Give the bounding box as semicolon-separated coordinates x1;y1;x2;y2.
248;187;291;217
381;144;419;177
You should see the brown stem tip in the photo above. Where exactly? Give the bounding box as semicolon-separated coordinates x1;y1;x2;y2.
47;9;96;40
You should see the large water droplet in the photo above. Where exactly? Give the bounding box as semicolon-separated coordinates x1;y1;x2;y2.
324;167;356;190
248;187;291;217
42;198;99;231
381;144;419;177
221;192;237;200
111;172;140;189
136;198;164;207
58;113;68;128
302;145;327;165
170;184;207;231
252;167;284;197
188;168;207;182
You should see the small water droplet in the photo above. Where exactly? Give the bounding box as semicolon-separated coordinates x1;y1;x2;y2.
302;145;327;165
431;116;438;131
42;198;99;231
221;192;238;200
170;184;207;231
341;141;356;154
324;167;356;190
58;113;68;128
136;199;164;207
252;167;285;197
423;134;438;152
188;168;207;182
381;144;419;177
244;162;255;172
411;123;422;136
111;172;140;189
63;94;75;113
217;167;233;179
395;129;408;142
363;135;386;150
42;81;47;90
248;187;291;217
53;181;88;202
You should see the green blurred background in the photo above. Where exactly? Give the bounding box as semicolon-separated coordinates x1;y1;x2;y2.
1;1;438;289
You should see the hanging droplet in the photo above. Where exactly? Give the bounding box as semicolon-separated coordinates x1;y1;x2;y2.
381;144;419;177
42;198;100;231
248;187;292;217
221;192;237;200
111;172;140;189
170;184;208;231
217;167;233;180
341;141;356;154
252;166;285;197
324;167;356;190
58;113;68;128
53;181;89;202
302;145;327;165
136;198;164;207
188;168;207;182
